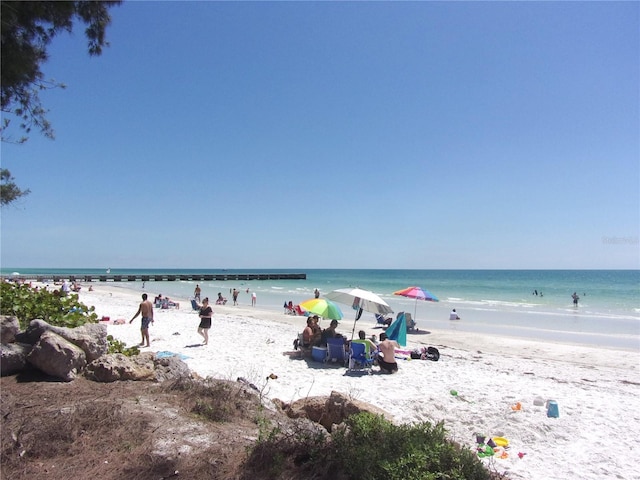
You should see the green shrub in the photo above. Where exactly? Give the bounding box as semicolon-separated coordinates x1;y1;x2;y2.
246;411;497;479
106;335;140;357
0;282;98;329
330;412;492;480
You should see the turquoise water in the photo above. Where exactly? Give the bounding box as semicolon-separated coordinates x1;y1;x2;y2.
4;268;638;350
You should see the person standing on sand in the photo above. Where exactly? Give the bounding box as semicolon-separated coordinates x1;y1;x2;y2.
197;297;213;345
251;291;257;306
129;293;154;347
194;284;201;302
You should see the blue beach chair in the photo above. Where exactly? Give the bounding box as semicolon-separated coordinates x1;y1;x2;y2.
325;338;348;366
348;340;374;372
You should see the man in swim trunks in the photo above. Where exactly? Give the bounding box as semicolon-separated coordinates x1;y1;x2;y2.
129;293;154;347
377;332;399;374
197;297;213;345
232;288;239;305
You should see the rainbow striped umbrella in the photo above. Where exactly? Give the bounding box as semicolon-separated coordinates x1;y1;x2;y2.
393;286;439;321
298;298;344;321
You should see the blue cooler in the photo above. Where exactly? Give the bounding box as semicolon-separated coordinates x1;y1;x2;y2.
546;400;559;418
312;346;327;362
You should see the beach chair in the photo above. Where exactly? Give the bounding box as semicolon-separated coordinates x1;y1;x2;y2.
293;333;311;357
325;338;348;366
348;340;374;372
375;313;392;328
190;299;199;311
405;312;417;332
284;302;296;315
396;312;417;332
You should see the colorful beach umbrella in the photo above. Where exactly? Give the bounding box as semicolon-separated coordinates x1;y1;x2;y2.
298;298;343;321
393;286;439;323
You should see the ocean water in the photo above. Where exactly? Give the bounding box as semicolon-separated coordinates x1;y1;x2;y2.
4;268;639;350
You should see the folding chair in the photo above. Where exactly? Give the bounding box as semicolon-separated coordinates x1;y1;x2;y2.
348;340;374;372
375;313;392;328
325;337;348;366
404;312;417;332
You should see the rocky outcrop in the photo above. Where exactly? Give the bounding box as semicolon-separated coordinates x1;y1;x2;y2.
85;352;191;383
85;352;156;382
24;319;107;362
0;342;31;376
1;318;191;383
26;331;87;381
277;390;391;432
0;316;20;344
153;354;192;382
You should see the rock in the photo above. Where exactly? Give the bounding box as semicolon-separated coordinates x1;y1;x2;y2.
285;396;327;423
0;342;32;376
26;331;87;382
275;416;331;444
282;390;391;432
153;354;191;382
0;316;21;344
21;319;48;344
24;319;107;362
85;353;156;382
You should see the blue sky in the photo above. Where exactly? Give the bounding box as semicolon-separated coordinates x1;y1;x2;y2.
1;1;638;270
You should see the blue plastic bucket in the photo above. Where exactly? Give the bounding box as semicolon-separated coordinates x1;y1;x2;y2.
547;400;559;418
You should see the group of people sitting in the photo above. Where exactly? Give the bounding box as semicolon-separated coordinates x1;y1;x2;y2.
296;316;399;374
60;280;81;295
153;294;180;309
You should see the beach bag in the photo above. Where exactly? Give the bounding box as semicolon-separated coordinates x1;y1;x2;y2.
426;346;440;361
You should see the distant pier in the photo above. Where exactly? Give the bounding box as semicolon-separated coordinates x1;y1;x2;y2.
2;272;306;283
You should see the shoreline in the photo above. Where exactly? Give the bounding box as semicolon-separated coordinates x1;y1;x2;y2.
86;285;640;368
93;280;640;352
74;284;640;480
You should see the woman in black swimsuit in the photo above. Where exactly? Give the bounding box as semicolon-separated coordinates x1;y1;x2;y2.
198;297;213;345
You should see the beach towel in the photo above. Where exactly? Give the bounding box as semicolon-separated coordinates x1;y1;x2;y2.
155;351;190;361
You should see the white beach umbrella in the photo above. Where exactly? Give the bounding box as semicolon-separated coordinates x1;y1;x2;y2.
325;287;394;340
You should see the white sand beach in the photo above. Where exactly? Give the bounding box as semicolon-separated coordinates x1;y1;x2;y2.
79;285;640;480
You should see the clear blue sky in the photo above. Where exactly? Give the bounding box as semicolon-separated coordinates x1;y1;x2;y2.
2;1;638;270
